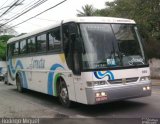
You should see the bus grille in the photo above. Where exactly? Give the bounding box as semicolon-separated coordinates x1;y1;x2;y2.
108;77;139;84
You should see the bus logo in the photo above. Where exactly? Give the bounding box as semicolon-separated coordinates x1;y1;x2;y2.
94;71;114;80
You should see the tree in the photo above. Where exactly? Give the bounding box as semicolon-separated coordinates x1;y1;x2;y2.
77;4;95;16
94;9;110;16
0;25;17;36
0;35;14;60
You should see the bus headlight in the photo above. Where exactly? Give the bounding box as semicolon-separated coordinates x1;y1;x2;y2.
96;92;107;97
147;86;151;90
87;81;107;87
140;76;150;82
143;86;151;91
96;92;101;97
143;87;146;91
95;92;107;102
101;92;107;96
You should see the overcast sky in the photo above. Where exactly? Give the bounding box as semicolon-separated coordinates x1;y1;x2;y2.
0;0;113;34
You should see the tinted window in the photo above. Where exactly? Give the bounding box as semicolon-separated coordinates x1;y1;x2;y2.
8;44;14;57
20;40;27;54
48;28;61;51
80;24;146;70
62;25;69;53
28;37;36;53
13;42;19;55
37;34;46;52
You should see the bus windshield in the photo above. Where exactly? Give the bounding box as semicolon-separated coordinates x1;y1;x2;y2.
80;23;147;70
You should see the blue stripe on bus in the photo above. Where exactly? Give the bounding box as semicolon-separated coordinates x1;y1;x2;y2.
8;58;28;88
48;64;64;95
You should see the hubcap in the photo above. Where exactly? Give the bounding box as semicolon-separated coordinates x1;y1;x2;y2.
60;87;68;103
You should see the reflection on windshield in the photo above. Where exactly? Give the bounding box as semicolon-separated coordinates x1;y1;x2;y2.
80;24;146;70
112;24;142;57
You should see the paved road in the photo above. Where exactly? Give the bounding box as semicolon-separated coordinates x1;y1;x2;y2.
0;80;160;119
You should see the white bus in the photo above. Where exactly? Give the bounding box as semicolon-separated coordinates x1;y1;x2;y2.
7;17;151;107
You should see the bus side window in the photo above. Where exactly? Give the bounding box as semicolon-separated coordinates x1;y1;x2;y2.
48;28;61;51
13;42;19;55
28;37;36;53
20;40;27;54
37;34;47;52
8;44;14;58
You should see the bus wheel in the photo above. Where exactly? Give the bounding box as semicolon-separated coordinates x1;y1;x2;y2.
16;75;23;92
4;81;8;84
58;80;72;107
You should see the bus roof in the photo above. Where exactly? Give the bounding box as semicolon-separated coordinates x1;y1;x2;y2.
7;17;135;44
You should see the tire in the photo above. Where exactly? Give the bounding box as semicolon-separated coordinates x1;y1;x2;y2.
58;79;72;107
4;75;8;85
4;81;8;84
16;75;24;92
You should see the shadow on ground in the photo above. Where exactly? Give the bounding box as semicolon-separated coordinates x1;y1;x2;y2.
10;87;148;117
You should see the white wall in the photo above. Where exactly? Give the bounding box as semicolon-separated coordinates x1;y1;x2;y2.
149;58;160;78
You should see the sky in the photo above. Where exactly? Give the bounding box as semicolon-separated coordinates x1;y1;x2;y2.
0;0;113;34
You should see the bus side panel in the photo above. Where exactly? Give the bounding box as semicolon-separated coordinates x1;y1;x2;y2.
73;72;92;104
7;58;18;85
7;53;77;102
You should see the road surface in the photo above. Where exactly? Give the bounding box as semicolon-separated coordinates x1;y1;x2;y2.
0;80;160;124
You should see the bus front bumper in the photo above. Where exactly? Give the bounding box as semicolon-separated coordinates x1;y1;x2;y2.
86;81;151;105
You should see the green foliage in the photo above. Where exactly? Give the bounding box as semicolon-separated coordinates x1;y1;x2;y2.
0;42;6;60
94;9;109;16
145;38;160;59
77;5;95;16
78;1;160;58
0;35;14;60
